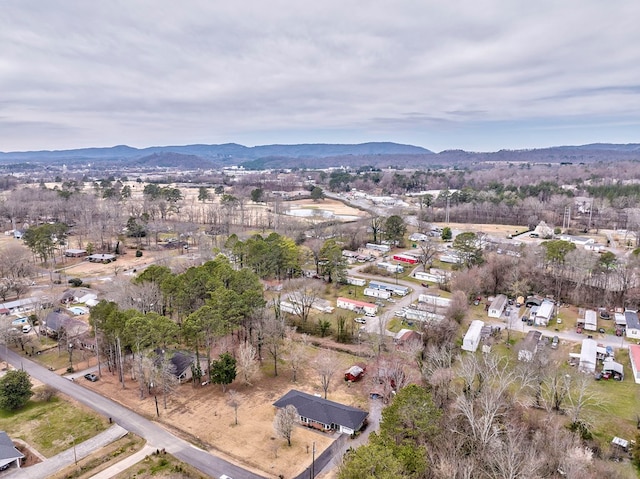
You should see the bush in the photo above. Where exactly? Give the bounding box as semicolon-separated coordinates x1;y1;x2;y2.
35;385;57;402
135;250;143;257
68;278;83;287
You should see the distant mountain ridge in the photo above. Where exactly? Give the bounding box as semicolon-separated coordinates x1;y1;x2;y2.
0;142;639;169
0;142;431;162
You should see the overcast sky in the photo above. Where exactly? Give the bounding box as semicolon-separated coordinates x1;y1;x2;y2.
1;1;640;153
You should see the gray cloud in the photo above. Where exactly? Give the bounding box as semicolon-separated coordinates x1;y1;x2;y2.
1;0;640;152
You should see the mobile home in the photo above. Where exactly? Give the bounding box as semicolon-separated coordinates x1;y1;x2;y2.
462;320;484;353
336;297;378;316
364;288;392;300
392;253;419;265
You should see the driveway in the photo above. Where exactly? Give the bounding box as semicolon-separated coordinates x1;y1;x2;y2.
0;348;267;479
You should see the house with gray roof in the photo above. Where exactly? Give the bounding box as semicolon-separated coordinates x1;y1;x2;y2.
273;389;368;435
0;431;24;471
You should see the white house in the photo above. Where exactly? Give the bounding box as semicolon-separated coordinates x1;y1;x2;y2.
462;320;484;353
488;295;508;319
625;310;640;340
629;344;640;384
345;277;366;287
579;339;598;374
583;310;598;332
534;300;554;326
418;294;452;309
336;297;378;316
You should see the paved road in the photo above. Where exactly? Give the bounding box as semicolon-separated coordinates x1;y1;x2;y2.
0;348;266;479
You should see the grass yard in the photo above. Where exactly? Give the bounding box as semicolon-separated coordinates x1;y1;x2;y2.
50;433;145;479
113;450;209;479
0;394;108;457
588;348;639;441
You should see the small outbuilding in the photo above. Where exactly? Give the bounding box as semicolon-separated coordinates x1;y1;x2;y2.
344;365;365;382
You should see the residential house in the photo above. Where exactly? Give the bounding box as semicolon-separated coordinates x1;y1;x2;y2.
625;311;640;340
336;297;377;316
579;339;598;374
488;294;508;318
273;389;368;435
462;320;484;353
534;300;554;326
40;311;88;339
0;431;24;471
64;249;87;258
87;253;116;263
154;349;206;384
583;310;598;332
393;329;422;347
518;330;542;362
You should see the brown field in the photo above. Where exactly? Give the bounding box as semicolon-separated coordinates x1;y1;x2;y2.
81;344;371;479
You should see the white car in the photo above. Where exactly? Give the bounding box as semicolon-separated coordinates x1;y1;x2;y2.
394;311;406;318
354;317;367;324
22;324;32;333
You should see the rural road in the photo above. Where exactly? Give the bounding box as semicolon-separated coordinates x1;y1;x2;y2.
0;348;267;479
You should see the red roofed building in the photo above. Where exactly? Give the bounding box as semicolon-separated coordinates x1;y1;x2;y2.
336;297;378;316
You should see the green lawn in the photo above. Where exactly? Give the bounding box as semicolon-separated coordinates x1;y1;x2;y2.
0;395;108;457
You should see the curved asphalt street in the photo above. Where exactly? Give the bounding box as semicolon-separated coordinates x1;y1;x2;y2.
0;348;266;479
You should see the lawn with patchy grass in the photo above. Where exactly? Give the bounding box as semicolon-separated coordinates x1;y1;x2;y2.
50;433;145;479
113;450;207;479
0;395;108;457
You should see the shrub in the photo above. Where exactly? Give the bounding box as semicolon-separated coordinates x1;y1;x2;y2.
68;278;83;287
135;250;143;257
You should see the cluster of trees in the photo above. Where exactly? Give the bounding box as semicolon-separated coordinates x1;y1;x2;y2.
91;257;264;398
340;349;628;479
445;237;640;309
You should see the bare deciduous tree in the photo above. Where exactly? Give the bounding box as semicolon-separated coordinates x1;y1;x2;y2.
236;342;259;386
274;404;298;446
227;389;242;426
314;351;340;399
284;332;308;382
285;279;322;323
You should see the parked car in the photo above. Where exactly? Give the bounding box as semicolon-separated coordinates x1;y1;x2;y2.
22;324;32;333
421;283;429;288
551;336;559;349
386;298;396;303
354;317;367;324
84;373;99;382
576;327;583;334
394;310;406;318
473;297;481;306
598;328;606;334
